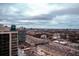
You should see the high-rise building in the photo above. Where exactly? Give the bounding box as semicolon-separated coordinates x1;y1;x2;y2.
0;31;18;56
18;28;26;43
10;25;16;31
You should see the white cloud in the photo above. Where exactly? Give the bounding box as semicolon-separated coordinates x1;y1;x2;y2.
0;6;19;16
50;15;79;25
0;3;79;28
50;15;68;25
23;3;67;16
0;3;77;17
0;0;78;3
7;6;19;15
18;20;49;23
0;20;11;24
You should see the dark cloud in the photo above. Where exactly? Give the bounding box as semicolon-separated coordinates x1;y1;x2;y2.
31;7;79;20
51;7;79;15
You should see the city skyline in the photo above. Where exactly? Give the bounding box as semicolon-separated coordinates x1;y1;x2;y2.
0;3;79;28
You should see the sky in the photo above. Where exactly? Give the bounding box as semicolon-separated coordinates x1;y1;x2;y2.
0;3;79;29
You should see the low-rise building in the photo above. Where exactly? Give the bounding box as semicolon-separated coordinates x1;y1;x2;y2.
25;35;48;46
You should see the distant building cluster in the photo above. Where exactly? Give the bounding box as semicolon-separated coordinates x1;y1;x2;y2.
18;29;79;56
0;24;79;56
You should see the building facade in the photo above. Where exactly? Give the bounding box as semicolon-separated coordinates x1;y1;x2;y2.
0;31;18;56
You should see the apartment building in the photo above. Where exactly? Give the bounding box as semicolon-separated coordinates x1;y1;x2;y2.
0;31;18;56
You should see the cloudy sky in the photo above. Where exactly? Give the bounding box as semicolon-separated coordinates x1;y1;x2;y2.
0;3;79;28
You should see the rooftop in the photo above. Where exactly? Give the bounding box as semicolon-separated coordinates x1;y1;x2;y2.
0;31;18;34
25;35;48;46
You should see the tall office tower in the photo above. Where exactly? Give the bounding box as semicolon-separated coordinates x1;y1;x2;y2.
18;30;26;43
0;31;18;56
